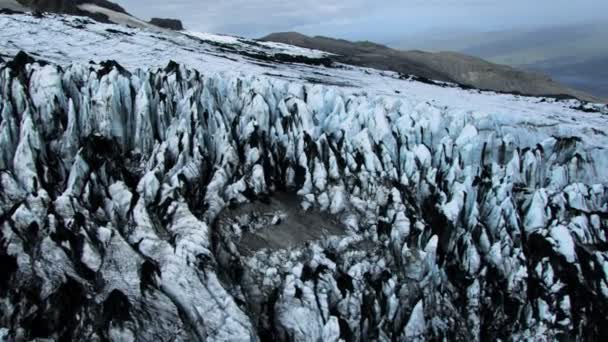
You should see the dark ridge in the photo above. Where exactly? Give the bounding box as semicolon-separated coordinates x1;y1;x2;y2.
102;289;132;326
0;254;17;296
164;60;180;74
16;0;131;24
3;50;48;80
97;59;129;79
400;73;446;87
273;53;333;67
18;0;128;15
257;288;280;341
31;9;43;17
571;103;606;113
149;17;184;30
239;51;333;68
24;277;87;340
300;263;314;282
105;28;134;36
336;271;354;297
0;8;25;15
140;260;161;293
80;134;121;168
294;164;307;190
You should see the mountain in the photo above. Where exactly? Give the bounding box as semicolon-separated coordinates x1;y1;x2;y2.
14;0;130;22
1;10;608;342
524;56;608;101
262;32;599;102
391;23;608;100
17;0;127;13
1;0;182;29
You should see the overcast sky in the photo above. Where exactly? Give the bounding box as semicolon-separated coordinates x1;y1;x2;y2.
120;0;607;42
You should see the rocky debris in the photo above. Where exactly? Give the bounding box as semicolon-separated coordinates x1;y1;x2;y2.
214;192;346;255
0;51;607;341
149;17;184;30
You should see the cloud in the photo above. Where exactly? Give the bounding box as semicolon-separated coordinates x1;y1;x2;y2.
119;0;608;41
120;0;382;36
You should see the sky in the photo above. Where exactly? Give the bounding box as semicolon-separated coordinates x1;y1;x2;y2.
119;0;607;42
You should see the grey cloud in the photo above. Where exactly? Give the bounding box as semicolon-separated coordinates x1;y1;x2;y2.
119;0;608;41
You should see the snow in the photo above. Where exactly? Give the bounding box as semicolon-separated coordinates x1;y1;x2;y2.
183;30;240;45
258;40;333;58
455;124;478;146
77;4;155;29
550;225;577;263
322;316;341;342
404;300;425;340
329;186;346;214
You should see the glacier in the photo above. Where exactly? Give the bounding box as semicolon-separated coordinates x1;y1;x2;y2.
1;11;608;342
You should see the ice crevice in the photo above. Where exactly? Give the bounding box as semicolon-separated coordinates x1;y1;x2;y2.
0;53;607;340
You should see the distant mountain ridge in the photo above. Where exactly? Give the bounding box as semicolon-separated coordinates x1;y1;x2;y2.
524;56;608;101
390;23;608;100
262;32;599;102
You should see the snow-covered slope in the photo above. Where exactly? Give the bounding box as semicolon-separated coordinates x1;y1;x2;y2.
1;12;608;341
0;0;28;12
76;3;154;29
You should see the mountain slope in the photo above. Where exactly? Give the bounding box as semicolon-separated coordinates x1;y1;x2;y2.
17;0;128;13
14;0;132;23
390;23;608;100
2;0;181;29
0;0;28;11
262;32;599;102
525;56;608;100
1;12;608;341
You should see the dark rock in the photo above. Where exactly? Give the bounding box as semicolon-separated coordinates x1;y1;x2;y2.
3;51;46;80
149;17;184;31
0;254;17;296
105;28;134;36
96;59;129;79
103;289;132;325
17;0;130;24
23;277;87;340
